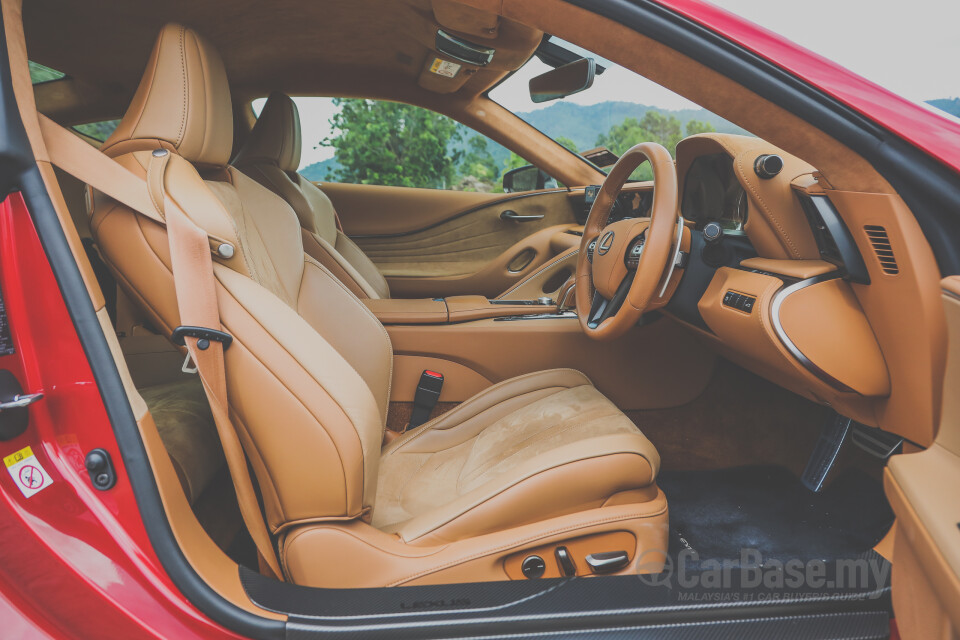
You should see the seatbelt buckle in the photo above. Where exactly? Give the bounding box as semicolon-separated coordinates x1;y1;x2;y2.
407;370;443;430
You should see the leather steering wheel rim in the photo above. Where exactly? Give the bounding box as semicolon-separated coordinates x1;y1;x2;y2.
575;142;679;340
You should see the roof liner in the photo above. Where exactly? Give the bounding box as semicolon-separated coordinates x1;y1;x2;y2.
24;0;541;123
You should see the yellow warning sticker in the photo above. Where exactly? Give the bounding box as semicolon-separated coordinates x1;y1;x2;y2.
5;445;53;498
3;445;33;467
429;57;461;78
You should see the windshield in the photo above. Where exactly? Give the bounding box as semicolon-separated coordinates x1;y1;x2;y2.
488;37;745;179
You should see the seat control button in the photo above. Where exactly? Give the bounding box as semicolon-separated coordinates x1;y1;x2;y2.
521;555;546;579
585;551;630;574
555;546;577;577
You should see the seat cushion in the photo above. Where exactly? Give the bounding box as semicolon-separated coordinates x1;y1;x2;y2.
373;369;660;544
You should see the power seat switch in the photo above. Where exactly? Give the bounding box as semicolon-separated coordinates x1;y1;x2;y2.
555;546;577;577
521;555;546;579
408;370;444;430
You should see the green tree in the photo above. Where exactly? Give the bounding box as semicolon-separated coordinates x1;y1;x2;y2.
503;151;528;172
323;99;462;189
555;136;579;154
459;135;500;182
685;119;716;136
595;111;683;157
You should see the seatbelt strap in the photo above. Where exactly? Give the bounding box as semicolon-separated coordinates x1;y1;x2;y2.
38;115;284;581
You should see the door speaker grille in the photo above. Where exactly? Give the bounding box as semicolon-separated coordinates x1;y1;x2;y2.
863;225;899;275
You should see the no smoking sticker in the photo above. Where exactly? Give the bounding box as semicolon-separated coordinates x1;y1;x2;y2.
4;446;52;498
429;57;461;78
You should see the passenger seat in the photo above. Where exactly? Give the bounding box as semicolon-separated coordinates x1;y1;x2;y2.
232;92;391;299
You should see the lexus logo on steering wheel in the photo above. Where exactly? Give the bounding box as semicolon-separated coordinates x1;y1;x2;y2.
597;230;615;256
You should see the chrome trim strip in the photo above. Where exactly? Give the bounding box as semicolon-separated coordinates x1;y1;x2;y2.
493;311;578;321
769;273;854;392
657;215;685;298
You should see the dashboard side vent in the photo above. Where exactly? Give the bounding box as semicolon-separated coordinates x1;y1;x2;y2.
864;225;899;275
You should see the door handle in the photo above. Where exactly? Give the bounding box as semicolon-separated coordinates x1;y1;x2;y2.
0;392;43;412
501;210;544;222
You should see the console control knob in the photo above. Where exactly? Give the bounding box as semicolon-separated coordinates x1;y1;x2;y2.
536;297;553;306
754;154;784;179
521;555;546;579
703;221;723;244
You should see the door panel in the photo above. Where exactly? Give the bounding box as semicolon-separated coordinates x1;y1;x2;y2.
321;182;581;298
885;277;960;639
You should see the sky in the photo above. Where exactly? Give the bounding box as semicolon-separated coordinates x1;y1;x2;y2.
267;0;960;170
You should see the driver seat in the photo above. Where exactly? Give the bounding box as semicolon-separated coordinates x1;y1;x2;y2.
89;23;667;587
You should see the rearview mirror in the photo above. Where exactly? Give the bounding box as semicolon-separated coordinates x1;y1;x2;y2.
529;58;596;104
502;165;558;193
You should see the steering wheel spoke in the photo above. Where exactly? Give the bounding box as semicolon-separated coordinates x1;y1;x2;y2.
587;271;636;329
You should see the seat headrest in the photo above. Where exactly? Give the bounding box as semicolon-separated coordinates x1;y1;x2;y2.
101;23;233;167
232;92;301;172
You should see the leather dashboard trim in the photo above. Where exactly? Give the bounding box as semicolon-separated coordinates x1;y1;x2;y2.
769;273;855;392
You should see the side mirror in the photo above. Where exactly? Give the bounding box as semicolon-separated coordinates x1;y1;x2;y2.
502;165;558;193
529;58;596;104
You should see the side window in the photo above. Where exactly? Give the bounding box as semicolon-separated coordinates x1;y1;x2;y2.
72;120;120;143
252;97;548;193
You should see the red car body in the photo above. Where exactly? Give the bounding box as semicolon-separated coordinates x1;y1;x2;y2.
0;1;954;637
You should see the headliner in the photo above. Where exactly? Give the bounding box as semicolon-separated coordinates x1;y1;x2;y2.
24;0;542;123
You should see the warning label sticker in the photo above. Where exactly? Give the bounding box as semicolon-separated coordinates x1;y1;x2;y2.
4;446;53;498
429;58;461;78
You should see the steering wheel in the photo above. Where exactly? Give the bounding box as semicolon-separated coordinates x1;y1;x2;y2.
575;142;681;340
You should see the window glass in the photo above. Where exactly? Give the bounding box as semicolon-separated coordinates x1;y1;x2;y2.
252;97;544;192
28;61;65;84
72;120;120;142
488;37;747;180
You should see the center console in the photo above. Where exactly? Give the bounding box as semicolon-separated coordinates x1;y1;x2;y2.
363;295;564;325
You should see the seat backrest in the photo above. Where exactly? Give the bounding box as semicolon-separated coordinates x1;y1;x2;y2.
233;92;390;299
89;23;392;531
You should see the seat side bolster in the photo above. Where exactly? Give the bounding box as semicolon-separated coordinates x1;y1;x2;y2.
391;434;659;543
308;231;383;300
384;368;595;455
334;230;391;299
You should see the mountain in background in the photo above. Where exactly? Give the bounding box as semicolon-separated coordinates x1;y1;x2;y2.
299;100;746;181
299;98;960;182
928;97;960;118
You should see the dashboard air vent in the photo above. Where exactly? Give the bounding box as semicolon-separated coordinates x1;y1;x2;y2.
863;225;899;275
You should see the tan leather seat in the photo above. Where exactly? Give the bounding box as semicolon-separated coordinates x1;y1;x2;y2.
89;23;667;588
232;92;391;299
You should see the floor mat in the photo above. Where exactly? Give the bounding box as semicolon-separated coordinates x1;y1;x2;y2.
658;465;894;565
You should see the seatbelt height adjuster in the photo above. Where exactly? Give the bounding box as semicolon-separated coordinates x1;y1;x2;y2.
172;325;234;374
408;370;444;430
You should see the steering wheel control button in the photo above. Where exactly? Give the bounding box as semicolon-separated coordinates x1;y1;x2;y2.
585;551;630;574
521;555;546;579
555;546;577;577
754;154;784;179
